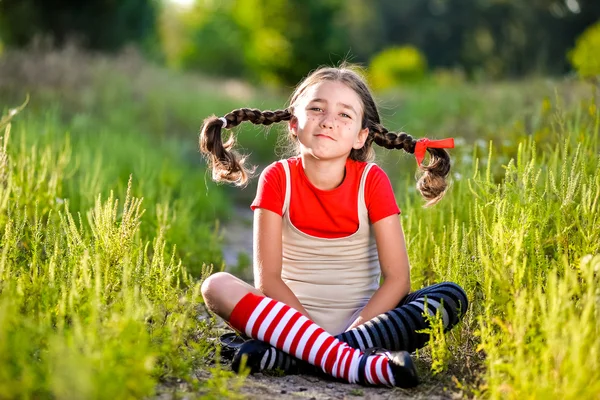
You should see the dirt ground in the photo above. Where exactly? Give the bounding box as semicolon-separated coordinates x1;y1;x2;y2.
226;367;460;400
155;340;477;399
174;359;465;400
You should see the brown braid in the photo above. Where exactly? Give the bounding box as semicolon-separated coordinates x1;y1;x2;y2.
370;126;451;206
199;108;292;186
199;65;452;204
371;125;416;152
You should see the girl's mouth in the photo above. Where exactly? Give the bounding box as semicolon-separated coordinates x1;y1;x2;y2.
315;134;335;141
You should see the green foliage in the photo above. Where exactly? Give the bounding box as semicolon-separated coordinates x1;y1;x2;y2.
3;0;600;83
569;21;600;79
0;46;260;276
368;46;427;90
179;13;246;77
393;92;600;397
6;109;227;278
160;0;354;84
480;255;600;399
348;388;365;396
200;358;249;399
0;49;290;397
0;0;158;52
421;305;450;375
160;0;600;83
0;109;216;397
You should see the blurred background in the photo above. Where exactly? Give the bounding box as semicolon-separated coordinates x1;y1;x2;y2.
1;0;599;86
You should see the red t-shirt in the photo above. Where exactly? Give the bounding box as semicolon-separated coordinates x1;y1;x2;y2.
251;157;401;238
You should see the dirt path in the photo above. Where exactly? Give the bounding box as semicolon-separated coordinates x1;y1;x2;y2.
192;366;456;400
220;204;255;281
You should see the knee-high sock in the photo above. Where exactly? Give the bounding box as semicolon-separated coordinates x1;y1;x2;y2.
252;282;468;372
229;292;396;386
337;282;468;351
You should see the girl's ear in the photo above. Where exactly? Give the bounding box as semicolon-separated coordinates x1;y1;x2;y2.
289;115;298;137
353;127;369;149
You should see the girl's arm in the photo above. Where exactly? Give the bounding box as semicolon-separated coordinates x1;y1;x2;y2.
252;208;311;317
346;214;411;330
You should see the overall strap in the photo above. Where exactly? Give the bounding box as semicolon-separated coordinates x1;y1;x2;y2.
358;163;375;221
280;160;292;215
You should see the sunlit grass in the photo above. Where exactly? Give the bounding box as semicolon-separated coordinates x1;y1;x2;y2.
401;95;600;399
0;105;228;397
0;47;598;398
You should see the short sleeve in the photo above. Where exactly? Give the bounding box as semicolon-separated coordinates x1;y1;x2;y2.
365;165;401;223
250;161;286;216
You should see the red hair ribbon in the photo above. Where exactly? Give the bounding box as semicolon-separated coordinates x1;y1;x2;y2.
414;138;455;166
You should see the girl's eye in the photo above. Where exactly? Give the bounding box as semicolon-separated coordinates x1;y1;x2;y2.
340;113;351;119
309;107;322;112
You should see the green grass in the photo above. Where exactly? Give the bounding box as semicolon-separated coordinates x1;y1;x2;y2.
1;47;599;398
0;106;227;398
0;50;242;397
398;92;600;398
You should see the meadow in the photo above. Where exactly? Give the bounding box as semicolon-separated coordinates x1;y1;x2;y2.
0;46;598;399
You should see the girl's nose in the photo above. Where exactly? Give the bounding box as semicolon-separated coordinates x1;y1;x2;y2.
320;113;334;129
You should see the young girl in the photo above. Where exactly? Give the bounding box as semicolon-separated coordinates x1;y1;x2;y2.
199;66;468;388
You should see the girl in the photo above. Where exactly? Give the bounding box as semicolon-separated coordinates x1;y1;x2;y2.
199;65;468;388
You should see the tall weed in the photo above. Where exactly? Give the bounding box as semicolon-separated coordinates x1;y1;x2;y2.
0;104;222;397
400;94;600;398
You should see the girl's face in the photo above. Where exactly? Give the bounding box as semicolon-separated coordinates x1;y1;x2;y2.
290;80;369;162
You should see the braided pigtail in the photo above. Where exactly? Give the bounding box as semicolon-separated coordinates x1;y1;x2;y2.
199;108;292;185
371;125;451;206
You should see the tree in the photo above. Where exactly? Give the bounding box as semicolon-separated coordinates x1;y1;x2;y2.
231;0;356;84
0;0;159;51
569;20;600;79
164;0;363;85
373;0;600;78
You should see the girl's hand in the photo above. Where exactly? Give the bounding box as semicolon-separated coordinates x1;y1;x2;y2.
346;316;366;331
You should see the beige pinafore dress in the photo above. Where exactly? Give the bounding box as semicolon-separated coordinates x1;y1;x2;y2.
279;161;381;336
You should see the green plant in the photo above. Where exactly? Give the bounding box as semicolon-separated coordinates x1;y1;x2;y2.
568;21;600;80
0;102;233;398
368;46;427;90
399;94;599;398
421;305;451;375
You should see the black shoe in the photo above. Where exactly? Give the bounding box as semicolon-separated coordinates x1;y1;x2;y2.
218;331;247;361
386;351;419;388
231;339;274;373
357;348;419;388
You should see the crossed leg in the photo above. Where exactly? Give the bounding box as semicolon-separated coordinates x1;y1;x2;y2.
201;272;418;387
232;281;469;374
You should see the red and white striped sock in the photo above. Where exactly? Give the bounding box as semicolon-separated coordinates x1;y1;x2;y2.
229;293;395;386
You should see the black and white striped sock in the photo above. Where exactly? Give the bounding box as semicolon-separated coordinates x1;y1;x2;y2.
259;346;297;372
337;282;468;351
